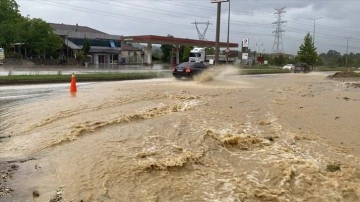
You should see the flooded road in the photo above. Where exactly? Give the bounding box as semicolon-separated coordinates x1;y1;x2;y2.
1;67;360;201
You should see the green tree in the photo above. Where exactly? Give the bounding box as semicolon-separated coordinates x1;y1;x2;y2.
77;37;91;63
160;34;174;63
296;33;318;66
273;54;285;66
82;37;90;55
0;0;20;21
205;47;215;55
0;0;62;59
318;50;341;67
160;44;173;63
22;18;62;58
0;0;22;47
180;45;192;62
263;53;273;65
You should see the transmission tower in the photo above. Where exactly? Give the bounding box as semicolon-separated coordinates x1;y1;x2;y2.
192;20;212;40
272;7;286;54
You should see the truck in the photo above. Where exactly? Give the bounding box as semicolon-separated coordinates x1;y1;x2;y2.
189;48;206;63
188;47;237;64
0;48;5;65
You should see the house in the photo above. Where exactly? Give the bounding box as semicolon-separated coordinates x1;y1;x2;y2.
50;23;141;65
120;43;144;64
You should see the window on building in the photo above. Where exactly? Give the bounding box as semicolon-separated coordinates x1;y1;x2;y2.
98;55;107;64
110;41;115;48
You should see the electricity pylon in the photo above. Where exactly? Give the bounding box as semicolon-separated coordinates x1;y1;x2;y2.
272;7;286;54
192;20;212;40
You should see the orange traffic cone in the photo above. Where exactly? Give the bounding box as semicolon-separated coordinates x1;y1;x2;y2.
70;73;77;93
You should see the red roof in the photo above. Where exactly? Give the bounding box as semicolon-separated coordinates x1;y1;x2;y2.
122;35;238;48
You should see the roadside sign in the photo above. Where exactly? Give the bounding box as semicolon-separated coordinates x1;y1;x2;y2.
242;38;249;47
242;53;248;60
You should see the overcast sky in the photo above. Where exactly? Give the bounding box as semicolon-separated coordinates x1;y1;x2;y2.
16;0;360;55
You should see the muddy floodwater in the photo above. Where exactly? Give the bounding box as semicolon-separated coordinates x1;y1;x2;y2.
1;67;360;201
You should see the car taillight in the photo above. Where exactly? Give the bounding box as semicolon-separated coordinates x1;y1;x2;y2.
185;67;191;73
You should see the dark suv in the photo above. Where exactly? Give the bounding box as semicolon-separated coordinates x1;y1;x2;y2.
294;63;311;73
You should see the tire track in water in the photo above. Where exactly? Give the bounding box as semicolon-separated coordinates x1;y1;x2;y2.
36;98;201;153
17;91;200;135
0;89;203;160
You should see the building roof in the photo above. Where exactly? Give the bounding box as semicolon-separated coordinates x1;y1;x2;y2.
50;23;122;40
50;23;106;34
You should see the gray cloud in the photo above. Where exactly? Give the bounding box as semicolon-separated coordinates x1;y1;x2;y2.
17;0;360;55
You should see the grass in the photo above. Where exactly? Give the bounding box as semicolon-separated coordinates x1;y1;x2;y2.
239;68;291;75
2;66;357;85
0;67;291;85
0;71;172;85
316;66;359;71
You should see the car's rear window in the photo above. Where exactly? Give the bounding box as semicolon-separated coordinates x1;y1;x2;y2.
178;63;193;68
194;63;205;68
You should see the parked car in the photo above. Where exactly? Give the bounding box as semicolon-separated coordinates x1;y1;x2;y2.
283;64;295;70
294;63;311;73
173;62;208;79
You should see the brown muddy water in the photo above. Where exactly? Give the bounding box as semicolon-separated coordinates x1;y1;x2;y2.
1;66;360;202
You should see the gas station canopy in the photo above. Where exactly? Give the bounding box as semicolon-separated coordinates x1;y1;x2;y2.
121;35;238;48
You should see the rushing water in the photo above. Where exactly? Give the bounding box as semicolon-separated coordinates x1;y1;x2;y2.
1;68;360;201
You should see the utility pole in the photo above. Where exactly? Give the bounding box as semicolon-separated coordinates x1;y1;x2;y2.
309;17;322;44
215;3;221;65
272;7;286;54
226;0;230;49
211;0;228;65
345;37;351;67
226;0;231;63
